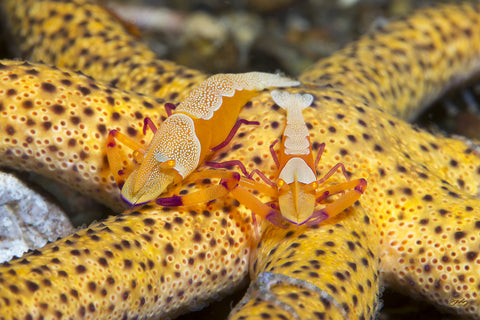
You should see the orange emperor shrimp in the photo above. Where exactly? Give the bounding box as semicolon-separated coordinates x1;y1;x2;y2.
156;90;367;228
106;72;299;205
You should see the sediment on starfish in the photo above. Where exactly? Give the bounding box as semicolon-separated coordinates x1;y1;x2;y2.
1;0;480;319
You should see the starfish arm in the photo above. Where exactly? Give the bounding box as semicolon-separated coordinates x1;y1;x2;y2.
0;202;253;319
0;60;171;211
230;206;381;319
378;185;480;316
1;0;206;99
300;3;480;122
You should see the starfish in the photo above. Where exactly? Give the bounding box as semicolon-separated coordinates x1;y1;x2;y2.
0;0;480;319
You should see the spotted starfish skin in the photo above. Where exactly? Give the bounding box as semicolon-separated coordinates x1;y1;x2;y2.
0;60;258;319
300;3;480;122
0;60;167;212
230;208;380;320
1;1;480;319
2;0;206;99
0;60;380;320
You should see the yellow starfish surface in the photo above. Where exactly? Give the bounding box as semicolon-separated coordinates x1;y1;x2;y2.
0;0;480;319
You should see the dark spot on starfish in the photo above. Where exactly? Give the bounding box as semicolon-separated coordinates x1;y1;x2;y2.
75;265;87;274
106;96;115;106
397;165;407;173
438;209;448;216
51;104;65;114
126;127;137;137
361;257;369;267
98;257;109;267
5;125;15;135
77;86;91;95
466;251;478;261
165;243;174;254
174;217;183;224
143;101;154;109
422;194;433;202
108;112;121;122
60;79;72;86
419;219;429;225
454;231;466;241
83;107;94;116
193;232;202;242
22;100;33;109
25;280;39;292
358;119;367;127
143;218;155;226
43;121;53;130
41;82;56;93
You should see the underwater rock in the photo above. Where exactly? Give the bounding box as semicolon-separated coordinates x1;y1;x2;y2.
0;171;74;262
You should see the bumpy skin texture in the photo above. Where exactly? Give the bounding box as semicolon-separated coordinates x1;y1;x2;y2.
2;0;206;99
1;0;480;319
301;3;480;121
0;60;256;319
0;61;167;212
0;198;253;319
230;207;380;320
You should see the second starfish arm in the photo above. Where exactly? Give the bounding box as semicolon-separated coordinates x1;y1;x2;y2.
300;2;480;122
2;0;206;100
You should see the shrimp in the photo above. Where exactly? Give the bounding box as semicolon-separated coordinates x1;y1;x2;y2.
155;90;367;229
106;72;299;205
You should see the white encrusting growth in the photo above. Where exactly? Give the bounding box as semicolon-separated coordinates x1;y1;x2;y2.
271;90;313;155
178;73;300;120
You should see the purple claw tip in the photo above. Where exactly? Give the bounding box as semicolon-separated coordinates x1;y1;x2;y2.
266;211;288;229
355;179;367;192
156;195;183;207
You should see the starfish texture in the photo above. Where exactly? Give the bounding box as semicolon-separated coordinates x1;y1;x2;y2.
0;0;480;319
